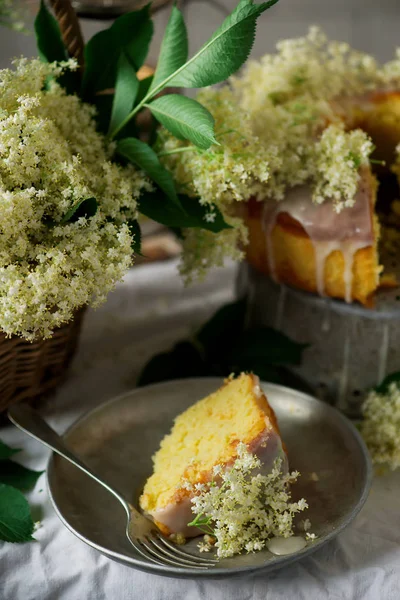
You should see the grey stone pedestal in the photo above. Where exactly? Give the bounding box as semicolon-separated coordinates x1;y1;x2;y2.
236;263;400;416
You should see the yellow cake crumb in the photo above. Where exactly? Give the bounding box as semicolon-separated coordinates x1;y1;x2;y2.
139;373;281;514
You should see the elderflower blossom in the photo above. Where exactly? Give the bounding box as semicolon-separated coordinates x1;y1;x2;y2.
313;126;374;210
361;382;400;471
0;0;26;32
186;442;308;559
232;27;387;114
299;518;312;532
0;59;151;339
158;28;391;279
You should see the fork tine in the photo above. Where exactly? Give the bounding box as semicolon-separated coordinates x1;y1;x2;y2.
130;538;166;566
156;534;218;564
148;536;216;567
141;538;209;570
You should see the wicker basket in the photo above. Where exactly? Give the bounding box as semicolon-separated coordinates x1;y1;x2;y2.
0;308;86;412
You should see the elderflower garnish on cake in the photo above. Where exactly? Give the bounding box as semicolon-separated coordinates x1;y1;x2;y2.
186;442;310;558
157;28;400;306
139;374;312;558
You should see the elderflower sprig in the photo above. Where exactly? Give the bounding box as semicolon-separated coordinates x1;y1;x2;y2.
313;125;373;210
361;382;400;471
185;442;308;559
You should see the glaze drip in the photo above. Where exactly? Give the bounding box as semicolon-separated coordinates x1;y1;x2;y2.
262;170;374;302
266;536;307;556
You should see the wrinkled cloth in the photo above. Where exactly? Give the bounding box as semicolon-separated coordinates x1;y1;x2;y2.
1;260;400;600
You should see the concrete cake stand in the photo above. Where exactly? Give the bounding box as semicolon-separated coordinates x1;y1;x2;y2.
236;261;400;416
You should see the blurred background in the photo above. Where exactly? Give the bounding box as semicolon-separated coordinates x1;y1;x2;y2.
1;0;400;69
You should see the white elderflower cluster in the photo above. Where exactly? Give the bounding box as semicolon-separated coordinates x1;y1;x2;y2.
186;442;308;559
361;382;400;471
178;223;246;283
0;59;150;339
158;86;278;207
232;27;386;114
313;125;373;210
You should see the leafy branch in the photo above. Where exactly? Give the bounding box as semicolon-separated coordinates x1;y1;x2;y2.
109;1;278;140
34;0;279;243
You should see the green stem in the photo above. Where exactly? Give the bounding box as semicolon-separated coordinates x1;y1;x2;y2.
216;128;235;138
157;146;195;158
110;57;194;139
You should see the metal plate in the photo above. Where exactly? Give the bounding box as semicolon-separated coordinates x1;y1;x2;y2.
47;379;372;579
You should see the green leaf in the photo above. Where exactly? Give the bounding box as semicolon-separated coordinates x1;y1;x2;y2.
128;220;142;255
0;484;35;543
82;29;111;96
229;328;307;368
61;197;98;224
149;6;188;93
82;6;153;98
117;138;180;206
196;298;247;356
169;0;278;88
136;75;154;105
34;0;79;94
146;95;218;149
138;298;308;389
91;93;114;135
108;52;139;137
375;371;400;394
35;0;67;64
0;440;20;461
111;6;153;70
0;461;43;492
138;191;231;231
137;341;207;386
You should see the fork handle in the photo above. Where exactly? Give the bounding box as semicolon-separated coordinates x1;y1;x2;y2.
8;404;132;518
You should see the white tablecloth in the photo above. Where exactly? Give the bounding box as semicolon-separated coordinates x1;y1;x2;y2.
1;260;400;600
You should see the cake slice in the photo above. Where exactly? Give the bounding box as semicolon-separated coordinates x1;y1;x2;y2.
139;373;287;537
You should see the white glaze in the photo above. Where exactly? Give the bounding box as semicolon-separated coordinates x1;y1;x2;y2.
266;536;307;556
262;169;374;302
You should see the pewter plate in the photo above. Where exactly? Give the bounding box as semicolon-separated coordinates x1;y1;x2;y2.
47;379;372;579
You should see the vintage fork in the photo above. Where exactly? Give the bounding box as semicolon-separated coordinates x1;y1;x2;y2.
8;404;217;570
